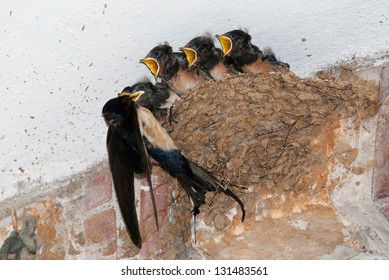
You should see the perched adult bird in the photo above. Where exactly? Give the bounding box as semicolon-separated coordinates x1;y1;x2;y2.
102;91;156;248
122;80;180;129
216;29;290;74
180;35;239;81
102;92;245;248
140;43;207;96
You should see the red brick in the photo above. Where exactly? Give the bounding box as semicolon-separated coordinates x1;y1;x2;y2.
139;177;149;187
140;184;170;232
373;65;389;221
84;171;112;211
136;180;171;259
140;229;164;259
84;208;116;259
85;240;117;260
139;174;160;187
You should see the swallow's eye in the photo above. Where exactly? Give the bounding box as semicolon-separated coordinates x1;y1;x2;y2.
194;43;200;48
231;33;237;39
138;85;144;90
154;51;160;57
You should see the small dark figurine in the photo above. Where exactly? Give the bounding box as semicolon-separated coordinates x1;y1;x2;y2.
0;216;37;260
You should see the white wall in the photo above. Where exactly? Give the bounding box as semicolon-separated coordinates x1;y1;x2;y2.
1;0;388;200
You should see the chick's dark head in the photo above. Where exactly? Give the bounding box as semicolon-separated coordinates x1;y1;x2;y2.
122;81;154;95
181;36;216;68
216;29;252;57
140;44;173;78
122;81;156;109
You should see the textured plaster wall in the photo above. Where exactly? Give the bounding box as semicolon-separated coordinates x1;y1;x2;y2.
1;0;389;200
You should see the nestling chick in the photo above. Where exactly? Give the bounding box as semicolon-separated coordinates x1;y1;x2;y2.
140;43;207;95
216;29;290;74
181;35;239;81
122;79;180;129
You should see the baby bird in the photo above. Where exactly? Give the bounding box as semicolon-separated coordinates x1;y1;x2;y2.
180;35;239;81
216;29;290;74
140;43;207;96
122;80;180;129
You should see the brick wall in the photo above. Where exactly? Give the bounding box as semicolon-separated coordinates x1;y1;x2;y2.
0;160;184;259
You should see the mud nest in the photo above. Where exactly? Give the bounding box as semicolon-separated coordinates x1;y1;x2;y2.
170;71;378;192
142;69;379;259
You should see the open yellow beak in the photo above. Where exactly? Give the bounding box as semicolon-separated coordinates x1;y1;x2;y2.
180;47;197;67
140;57;160;77
118;90;145;101
216;35;232;56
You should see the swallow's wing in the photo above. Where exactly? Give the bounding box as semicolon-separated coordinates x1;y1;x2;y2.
130;102;159;231
107;126;142;248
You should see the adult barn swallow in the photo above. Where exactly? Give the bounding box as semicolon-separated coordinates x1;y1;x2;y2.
216;30;290;74
102;91;157;248
140;43;207;95
181;35;239;81
122;80;180;127
102;92;245;247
